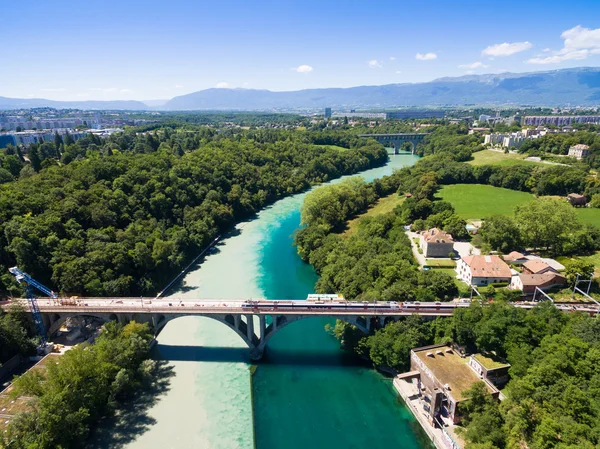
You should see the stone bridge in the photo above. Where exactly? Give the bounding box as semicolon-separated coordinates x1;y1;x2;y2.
358;133;428;154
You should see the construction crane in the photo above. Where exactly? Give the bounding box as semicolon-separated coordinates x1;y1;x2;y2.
8;267;57;344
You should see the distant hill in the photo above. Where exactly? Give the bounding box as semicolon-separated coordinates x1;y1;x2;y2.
0;96;149;110
163;67;600;110
2;67;600;111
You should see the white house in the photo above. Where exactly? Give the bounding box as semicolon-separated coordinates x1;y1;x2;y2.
456;255;512;286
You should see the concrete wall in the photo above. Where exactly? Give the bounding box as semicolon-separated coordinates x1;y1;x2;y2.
0;355;23;381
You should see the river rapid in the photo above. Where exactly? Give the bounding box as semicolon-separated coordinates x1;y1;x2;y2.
96;152;432;449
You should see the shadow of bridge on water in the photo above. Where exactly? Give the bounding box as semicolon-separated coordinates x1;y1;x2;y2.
155;344;373;368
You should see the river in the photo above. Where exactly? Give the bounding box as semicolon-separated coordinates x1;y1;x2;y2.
94;152;432;449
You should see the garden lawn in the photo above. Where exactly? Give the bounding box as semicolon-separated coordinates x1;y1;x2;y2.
436;184;535;220
344;193;404;236
468;150;545;167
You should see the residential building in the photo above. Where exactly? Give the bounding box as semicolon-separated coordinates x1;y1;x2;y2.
331;112;387;120
456;255;512;286
324;107;332;118
567;193;587;206
510;272;566;295
407;344;501;425
503;251;527;264
484;132;526;148
522;116;600;126
568;144;590;159
386;110;445;120
421;228;454;258
522;259;555;275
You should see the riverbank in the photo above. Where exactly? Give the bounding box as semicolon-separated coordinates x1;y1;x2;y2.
91;152;427;449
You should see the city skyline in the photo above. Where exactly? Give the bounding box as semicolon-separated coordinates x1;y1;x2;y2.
2;0;600;101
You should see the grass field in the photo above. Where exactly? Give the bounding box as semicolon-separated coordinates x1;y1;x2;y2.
575;208;600;226
557;251;600;277
344;194;404;235
468;150;545;167
314;144;350;151
437;184;535;220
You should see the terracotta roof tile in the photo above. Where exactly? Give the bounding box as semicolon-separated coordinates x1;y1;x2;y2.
462;255;512;278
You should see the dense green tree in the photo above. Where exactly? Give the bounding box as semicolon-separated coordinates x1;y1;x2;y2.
515;198;580;254
3;322;154;449
563;259;595;286
479;215;523;253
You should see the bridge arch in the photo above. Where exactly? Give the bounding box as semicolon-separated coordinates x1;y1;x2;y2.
357;133;428;154
154;314;256;355
47;313;112;335
259;315;370;350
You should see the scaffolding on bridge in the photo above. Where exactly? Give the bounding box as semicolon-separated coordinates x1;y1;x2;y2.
8;267;57;344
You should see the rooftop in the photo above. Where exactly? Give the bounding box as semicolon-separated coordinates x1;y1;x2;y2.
422;228;453;243
504;251;525;262
462;255;512;279
519;271;566;287
523;259;553;274
570;144;590;150
414;345;495;401
473;353;510;371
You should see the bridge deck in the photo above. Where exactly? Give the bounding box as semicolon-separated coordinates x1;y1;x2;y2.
2;298;598;317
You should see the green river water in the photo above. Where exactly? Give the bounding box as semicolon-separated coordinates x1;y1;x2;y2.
93;152;432;449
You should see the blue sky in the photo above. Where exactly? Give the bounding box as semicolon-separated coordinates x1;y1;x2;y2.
2;0;600;101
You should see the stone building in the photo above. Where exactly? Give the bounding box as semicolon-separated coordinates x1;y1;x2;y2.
568;144;590;159
420;228;454;258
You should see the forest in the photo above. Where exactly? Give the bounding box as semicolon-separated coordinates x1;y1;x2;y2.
1;321;155;449
0;127;387;297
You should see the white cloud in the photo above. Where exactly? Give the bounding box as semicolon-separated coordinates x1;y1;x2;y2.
174;84;183;89
415;52;437;61
395;70;402;74
527;25;600;64
389;56;396;61
368;59;382;68
458;61;490;69
90;87;118;93
40;88;66;92
482;41;532;57
215;82;229;88
294;64;314;73
120;89;133;94
542;48;551;52
77;93;89;97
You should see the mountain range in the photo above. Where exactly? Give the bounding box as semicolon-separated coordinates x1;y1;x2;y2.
3;67;600;111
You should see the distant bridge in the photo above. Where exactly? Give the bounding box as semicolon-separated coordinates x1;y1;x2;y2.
358;133;429;154
3;298;598;360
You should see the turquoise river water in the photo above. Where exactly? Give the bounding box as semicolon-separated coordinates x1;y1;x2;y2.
95;152;432;449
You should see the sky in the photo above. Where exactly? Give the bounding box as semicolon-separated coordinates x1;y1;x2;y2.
2;0;600;101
